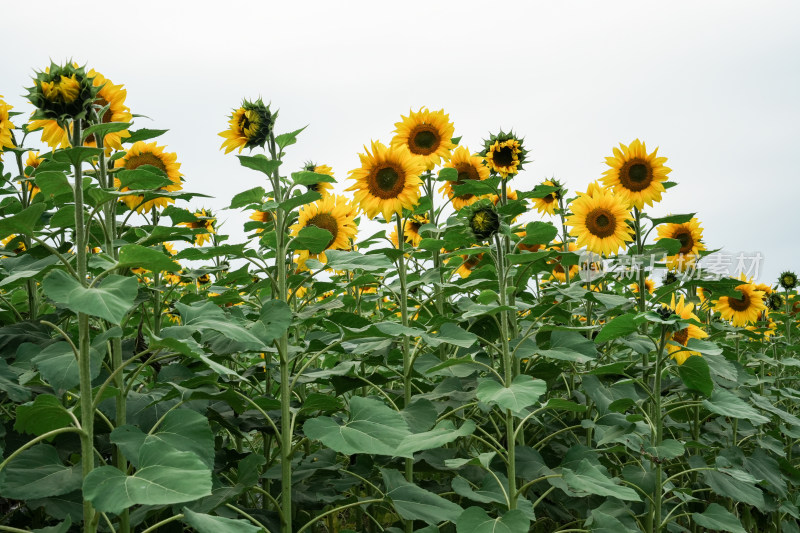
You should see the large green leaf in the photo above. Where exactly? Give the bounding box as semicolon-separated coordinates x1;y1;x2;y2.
677;355;713;397
422;323;478;348
237;154;280;175
0;444;81;499
182;508;262;533
703;389;769;425
0;203;46;240
82;440;212;514
396;421;476;457
15;395;72;437
538;330;597;363
229;186;266;209
290;225;331;253
456;507;530;533
259;300;292;342
32;341;103;391
476;375;546;413
0;255;61;288
692;503;746;533
115;166;173;190
702;467;766;510
324;250;393;272
111;409;214;468
42;271;137;325
117;244;181;272
595;313;640;344
382;468;463;525
562;459;641;501
303;396;410;456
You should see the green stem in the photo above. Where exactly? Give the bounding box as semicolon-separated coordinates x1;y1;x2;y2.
396;215;414;533
71;120;96;533
651;326;668;533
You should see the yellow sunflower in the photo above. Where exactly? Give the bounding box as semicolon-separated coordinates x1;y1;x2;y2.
24;151;44;200
601;139;671;210
438;146;490;210
547;242;580;283
346;141;425;220
630;278;655;294
114;141;183;213
482;131;528;178
219;98;273;154
28;68;131;150
532;180;560;216
303;163;335;198
451;252;485;279
391;214;429;248
664;295;708;365
391;107;455;170
178;209;216;246
290;195;358;269
713;278;767;327
566;181;633;256
656;217;705;271
0;96;15;151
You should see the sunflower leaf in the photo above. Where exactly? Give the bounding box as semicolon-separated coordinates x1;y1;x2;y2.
291;171;336;186
228;186;265;209
648;213;696;226
275;126;307;149
237;154;280;176
116;166;173;190
279;190;321;213
123;128;168;144
290;226;331;254
81;122;131;143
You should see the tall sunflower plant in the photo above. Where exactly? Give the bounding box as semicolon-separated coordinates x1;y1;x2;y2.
0;65;798;533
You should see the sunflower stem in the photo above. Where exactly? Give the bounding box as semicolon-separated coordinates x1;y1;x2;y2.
71;120;96;533
650;325;668;533
97;134;129;533
269;131;294;533
396;215;415;533
426;172;446;361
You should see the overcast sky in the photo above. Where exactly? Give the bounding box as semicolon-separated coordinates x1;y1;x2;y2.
3;0;798;283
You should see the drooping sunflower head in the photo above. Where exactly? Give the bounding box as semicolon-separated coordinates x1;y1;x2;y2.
82;69;132;151
630;278;656;295
532;179;562;216
663;271;680;286
439;146;491;210
766;292;784;311
481;130;528;178
713;281;767;327
302;162;335;198
664;294;708;365
656;217;706;271
391;107;455;171
290;195;358;269
0;96;15;151
391;214;430;249
346;141;425;221
466;203;500;242
566;181;634;256
178;209;217;246
779;270;798;291
219;98;274;154
601;138;671;210
114;141;183;213
27;62;100;125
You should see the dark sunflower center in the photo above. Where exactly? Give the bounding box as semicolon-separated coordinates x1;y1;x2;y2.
307;183;320;192
493;146;515;167
464;255;482;269
542;194;555;204
307;213;339;249
619;159;653;192
674;230;694;255
672;328;689;346
728;291;751;311
410;127;440;155
125;152;168;173
585;209;616;238
369;165;406;199
454;162;480;199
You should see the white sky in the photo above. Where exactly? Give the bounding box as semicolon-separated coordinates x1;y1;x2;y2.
2;0;799;283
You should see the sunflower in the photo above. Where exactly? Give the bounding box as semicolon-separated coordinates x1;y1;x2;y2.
82;69;132;151
438;146;490;209
467;203;500;242
482;131;528;178
391;107;455;170
178;209;216;246
451;252;485;279
26;62;100;125
0;96;15;151
655;217;705;271
290;195;358;269
566;181;633;256
713;278;767;327
249;209;274;233
114;141;183;212
23;151;44;200
601;139;671;210
663;295;708;365
630;278;655;294
219;98;273;154
346;141;425;220
532;179;561;216
391;214;429;248
779;271;798;290
303;162;335;198
547;242;580;283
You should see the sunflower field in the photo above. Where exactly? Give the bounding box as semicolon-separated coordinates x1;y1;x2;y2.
0;61;798;533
